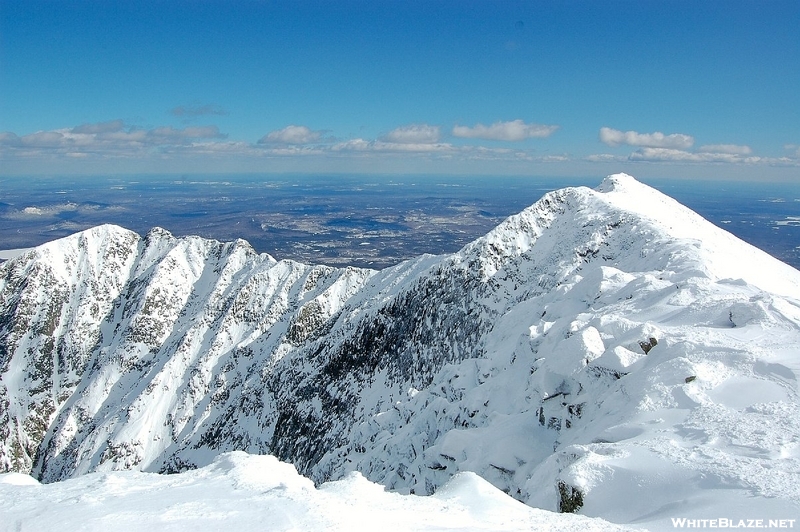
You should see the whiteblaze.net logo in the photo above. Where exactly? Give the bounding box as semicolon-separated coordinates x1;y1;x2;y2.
672;518;796;529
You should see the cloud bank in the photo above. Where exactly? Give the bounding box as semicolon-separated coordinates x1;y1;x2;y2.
629;147;748;163
599;127;694;149
2;119;798;174
592;127;799;166
697;144;752;155
0;121;227;157
258;125;324;145
331;138;455;154
380;124;441;144
452;120;558;141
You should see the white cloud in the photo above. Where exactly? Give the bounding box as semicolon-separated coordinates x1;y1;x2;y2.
2;120;543;168
640;148;800;167
0;122;230;160
380;124;441;144
325;139;565;165
629;147;746;163
540;155;569;163
0;132;21;146
155;140;261;158
20;131;67;148
599;127;694;149
258;125;323;145
331;138;455;154
697;144;752;155
375;142;451;153
11;118;794;174
331;138;373;151
452;120;558;141
99;129;148;143
591;135;800;167
584;153;628;163
583;145;799;168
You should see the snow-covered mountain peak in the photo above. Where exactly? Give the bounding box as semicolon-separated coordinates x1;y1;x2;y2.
469;173;800;298
1;174;799;531
597;174;800;297
452;174;761;301
594;171;639;192
591;172;701;230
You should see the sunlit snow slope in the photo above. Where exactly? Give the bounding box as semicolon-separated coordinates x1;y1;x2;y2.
0;451;631;532
1;174;798;530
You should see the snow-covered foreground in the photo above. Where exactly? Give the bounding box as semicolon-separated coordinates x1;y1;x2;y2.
0;451;631;532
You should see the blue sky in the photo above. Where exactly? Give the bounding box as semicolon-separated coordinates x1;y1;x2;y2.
1;0;799;179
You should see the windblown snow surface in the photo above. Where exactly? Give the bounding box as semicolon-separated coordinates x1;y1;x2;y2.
0;451;628;531
1;174;799;531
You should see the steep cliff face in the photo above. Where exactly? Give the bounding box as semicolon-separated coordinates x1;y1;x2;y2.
2;174;799;522
0;225;141;473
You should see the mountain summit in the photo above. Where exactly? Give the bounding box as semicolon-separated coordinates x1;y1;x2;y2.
1;174;798;528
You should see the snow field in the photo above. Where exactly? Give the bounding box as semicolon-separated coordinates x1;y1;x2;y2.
0;451;633;532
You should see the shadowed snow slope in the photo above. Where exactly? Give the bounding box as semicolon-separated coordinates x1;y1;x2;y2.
1;174;798;531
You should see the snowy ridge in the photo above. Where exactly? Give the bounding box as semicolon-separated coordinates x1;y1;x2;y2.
1;174;799;530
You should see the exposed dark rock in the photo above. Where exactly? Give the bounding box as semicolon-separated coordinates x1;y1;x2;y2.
557;480;584;513
639;336;658;354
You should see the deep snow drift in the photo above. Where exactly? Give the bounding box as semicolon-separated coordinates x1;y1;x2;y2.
1;174;799;530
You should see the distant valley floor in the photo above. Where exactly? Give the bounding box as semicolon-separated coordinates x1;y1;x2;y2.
2;174;798;270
